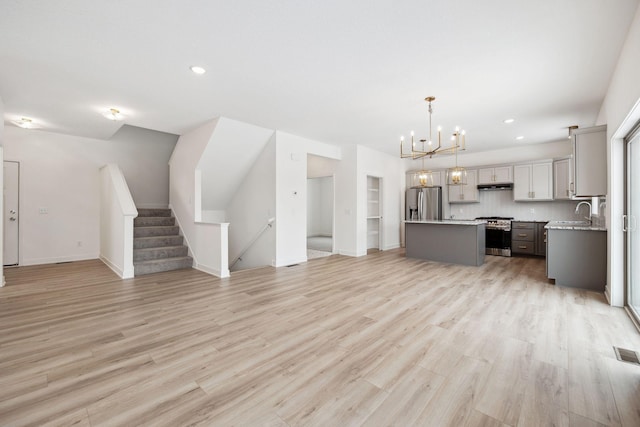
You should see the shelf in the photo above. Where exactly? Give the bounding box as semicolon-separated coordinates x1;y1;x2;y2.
368;200;379;203
367;216;381;219
368;188;379;192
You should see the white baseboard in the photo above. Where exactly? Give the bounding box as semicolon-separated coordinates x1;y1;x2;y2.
194;262;229;278
338;249;367;257
99;255;134;279
274;257;307;267
383;243;400;250
604;285;612;305
22;253;99;266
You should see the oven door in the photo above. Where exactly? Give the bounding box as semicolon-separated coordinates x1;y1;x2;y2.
485;228;512;256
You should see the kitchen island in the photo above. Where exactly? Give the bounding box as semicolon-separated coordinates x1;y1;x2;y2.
405;220;486;266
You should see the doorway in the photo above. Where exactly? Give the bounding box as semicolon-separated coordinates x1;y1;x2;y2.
4;161;19;266
625;125;640;324
367;175;382;252
306;176;334;259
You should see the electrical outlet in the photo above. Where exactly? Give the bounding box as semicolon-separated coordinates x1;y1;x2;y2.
530;208;535;214
38;207;48;214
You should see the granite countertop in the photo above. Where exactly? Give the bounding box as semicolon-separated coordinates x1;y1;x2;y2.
545;221;607;231
404;220;486;226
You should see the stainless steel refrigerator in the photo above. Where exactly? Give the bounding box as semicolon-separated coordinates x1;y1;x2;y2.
406;186;442;221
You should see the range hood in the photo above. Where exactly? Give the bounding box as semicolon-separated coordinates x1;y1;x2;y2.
477;183;513;191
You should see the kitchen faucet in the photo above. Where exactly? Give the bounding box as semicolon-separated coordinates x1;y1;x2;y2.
575;201;592;223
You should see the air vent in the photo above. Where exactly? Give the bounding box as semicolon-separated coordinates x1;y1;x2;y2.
613;346;640;365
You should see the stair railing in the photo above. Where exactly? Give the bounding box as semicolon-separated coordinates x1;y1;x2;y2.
230;217;275;270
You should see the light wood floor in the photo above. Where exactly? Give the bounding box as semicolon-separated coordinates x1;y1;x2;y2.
1;250;640;426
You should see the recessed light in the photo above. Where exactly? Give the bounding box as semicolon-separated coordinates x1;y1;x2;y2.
103;108;123;121
503;118;515;124
515;136;524;140
190;66;206;75
12;117;34;129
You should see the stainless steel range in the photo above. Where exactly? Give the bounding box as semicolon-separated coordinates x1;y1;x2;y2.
476;216;513;257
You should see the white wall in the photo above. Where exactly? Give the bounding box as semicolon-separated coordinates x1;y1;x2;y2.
334;144;358;256
356;145;403;255
308;154;340;178
0;96;4;285
99;164;137;278
198;117;274;211
3;125;177;266
596;4;640;306
307;176;333;237
274;131;341;266
169;118;230;277
226;135;277;270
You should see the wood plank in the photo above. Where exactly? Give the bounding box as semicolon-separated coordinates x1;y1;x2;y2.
0;252;637;425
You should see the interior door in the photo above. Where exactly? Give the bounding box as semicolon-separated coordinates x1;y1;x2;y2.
3;161;19;266
626;130;640;321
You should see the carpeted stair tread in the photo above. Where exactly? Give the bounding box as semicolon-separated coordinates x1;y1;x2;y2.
133;235;184;249
134;256;193;275
133;245;188;262
134;216;175;227
137;208;172;217
134;225;180;238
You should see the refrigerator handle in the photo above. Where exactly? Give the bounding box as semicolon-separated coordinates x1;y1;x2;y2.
418;190;423;220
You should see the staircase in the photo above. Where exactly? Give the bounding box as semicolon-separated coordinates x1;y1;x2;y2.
133;208;193;275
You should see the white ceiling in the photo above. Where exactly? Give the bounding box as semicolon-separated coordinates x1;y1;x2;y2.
1;0;639;156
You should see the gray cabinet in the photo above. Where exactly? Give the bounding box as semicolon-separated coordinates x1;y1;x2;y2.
546;228;607;291
512;221;547;256
572;125;607;197
512;222;535;255
535;222;547;256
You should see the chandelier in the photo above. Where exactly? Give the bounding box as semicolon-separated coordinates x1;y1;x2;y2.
400;96;467;186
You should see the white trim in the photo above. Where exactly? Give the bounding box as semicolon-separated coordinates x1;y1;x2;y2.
338;249;367;257
100;255;125;278
274;256;307;267
22;254;99;266
194;262;230;278
383;243;400;250
170;207;197;264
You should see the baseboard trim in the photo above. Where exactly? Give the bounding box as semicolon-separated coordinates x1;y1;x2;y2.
338;250;367;257
22;254;99;266
274;257;307;267
383;244;400;250
194;262;229;278
605;285;612;305
99;256;135;279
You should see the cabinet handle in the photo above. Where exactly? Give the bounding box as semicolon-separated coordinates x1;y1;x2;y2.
518;233;527;237
566;189;569;196
570;182;574;192
518;245;528;249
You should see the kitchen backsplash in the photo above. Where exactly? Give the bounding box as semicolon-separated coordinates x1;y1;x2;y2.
444;190;606;226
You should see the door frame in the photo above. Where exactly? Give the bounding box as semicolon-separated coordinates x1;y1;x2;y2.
624;121;640;326
3;160;20;267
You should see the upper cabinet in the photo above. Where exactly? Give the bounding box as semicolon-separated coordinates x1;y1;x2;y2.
513;162;553;201
553;158;572;200
478;166;513;184
572;125;607;197
406;170;443;188
448;169;479;203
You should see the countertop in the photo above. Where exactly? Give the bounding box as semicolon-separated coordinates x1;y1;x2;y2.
545;221;607;231
404;220;486;226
